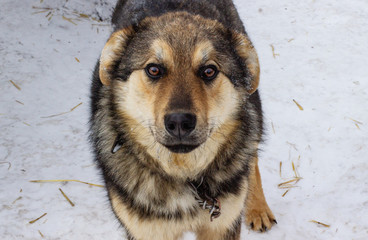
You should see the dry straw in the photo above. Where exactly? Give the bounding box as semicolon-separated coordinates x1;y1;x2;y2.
30;179;104;188
29;213;47;224
270;44;280;58
281;190;289;197
10;80;21;91
12;196;22;204
59;188;75;207
279;161;282;177
278;159;302;195
62;15;77;25
293;99;304;111
32;5;103;24
41;102;82;118
348;117;363;130
277;178;302;189
310;220;330;228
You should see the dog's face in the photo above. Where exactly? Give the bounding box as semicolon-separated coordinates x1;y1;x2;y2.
99;12;259;176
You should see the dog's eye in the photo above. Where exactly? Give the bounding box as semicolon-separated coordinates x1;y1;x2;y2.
199;65;219;82
145;64;164;80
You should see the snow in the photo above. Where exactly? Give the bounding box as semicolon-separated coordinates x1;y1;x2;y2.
0;0;367;239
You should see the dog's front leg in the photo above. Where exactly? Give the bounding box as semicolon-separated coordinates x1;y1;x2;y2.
245;154;276;232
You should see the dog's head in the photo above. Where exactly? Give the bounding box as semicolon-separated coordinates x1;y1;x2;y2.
99;12;259;176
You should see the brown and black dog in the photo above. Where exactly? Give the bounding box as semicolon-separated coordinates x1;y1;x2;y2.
90;0;276;239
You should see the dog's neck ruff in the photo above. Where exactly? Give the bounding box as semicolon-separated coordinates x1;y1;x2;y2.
111;136;221;221
188;177;221;221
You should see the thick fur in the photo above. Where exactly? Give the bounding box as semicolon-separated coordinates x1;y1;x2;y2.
90;0;275;239
111;0;245;33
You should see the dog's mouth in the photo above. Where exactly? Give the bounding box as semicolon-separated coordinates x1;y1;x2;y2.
164;144;200;154
153;125;209;154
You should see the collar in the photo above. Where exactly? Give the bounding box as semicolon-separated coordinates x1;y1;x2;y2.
188;177;221;221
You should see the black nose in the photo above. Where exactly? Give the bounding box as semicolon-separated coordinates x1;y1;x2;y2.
164;113;196;139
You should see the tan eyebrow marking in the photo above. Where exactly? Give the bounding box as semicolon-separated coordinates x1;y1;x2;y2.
149;39;174;68
192;41;215;67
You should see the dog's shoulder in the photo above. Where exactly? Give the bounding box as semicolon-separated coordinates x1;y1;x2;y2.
111;0;246;33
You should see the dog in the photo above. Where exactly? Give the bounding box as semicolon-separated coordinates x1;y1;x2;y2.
90;0;276;239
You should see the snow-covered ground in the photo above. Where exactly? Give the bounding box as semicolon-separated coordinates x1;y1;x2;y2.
1;0;367;239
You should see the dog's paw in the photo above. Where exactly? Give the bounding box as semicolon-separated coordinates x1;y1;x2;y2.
245;204;276;232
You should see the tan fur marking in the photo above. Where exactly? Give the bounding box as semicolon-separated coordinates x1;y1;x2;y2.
245;154;276;231
99;27;134;85
206;73;241;132
172;154;189;168
149;39;175;69
192;41;216;67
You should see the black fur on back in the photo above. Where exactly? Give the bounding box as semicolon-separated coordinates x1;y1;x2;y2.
112;0;246;34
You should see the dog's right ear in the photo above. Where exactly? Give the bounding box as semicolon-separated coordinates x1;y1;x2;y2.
99;27;134;86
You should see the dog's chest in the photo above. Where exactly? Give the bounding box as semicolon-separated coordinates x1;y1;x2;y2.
109;181;248;239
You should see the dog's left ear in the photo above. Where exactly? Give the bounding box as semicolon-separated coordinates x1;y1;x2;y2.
231;32;260;94
99;27;135;85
